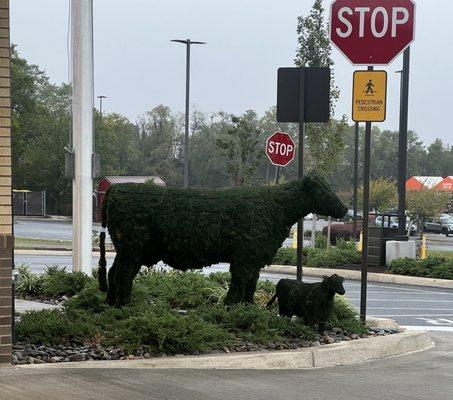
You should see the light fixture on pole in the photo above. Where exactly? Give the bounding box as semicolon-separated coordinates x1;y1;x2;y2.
171;39;206;188
97;95;107;141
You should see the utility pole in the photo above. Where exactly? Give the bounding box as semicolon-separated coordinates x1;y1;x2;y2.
71;0;94;276
171;39;206;188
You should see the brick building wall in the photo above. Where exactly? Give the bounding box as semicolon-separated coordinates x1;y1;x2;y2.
0;0;12;367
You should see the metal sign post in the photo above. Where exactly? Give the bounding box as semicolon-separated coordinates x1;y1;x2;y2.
352;121;359;240
360;66;373;320
276;67;330;282
331;0;416;322
296;68;306;281
397;47;411;236
352;68;388;320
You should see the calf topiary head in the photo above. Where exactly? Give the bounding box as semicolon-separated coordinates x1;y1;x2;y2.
323;274;346;295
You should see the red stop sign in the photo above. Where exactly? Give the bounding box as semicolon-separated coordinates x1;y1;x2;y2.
330;0;415;65
266;132;296;167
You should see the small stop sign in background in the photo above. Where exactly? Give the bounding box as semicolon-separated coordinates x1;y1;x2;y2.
266;132;296;167
330;0;415;65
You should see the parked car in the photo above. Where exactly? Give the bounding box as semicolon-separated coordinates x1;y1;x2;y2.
341;209;363;222
375;215;417;235
424;214;453;236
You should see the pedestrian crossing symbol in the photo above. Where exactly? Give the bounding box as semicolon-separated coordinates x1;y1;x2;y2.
352;70;387;122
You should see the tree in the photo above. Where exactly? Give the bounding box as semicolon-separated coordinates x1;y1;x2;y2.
137;105;184;187
95;112;144;177
359;178;398;213
294;0;346;177
188;112;230;188
406;189;449;233
215;111;263;187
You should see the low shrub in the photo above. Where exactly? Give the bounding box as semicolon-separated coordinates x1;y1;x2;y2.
304;247;361;269
328;296;367;335
15;265;93;298
272;244;360;269
16;270;366;354
42;268;93;297
323;224;361;245
272;247;298;265
15;265;45;296
388;257;453;280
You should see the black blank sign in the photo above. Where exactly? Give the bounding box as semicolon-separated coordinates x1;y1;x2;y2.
277;67;330;123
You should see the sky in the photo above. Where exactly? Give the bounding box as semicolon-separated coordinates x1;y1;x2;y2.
9;0;452;145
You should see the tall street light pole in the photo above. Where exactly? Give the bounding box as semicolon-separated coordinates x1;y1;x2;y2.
171;39;206;188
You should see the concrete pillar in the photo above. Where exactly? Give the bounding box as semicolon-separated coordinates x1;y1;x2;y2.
0;0;13;367
385;240;416;267
71;0;93;275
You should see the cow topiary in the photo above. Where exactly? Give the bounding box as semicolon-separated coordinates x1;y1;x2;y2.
98;173;347;307
266;275;346;333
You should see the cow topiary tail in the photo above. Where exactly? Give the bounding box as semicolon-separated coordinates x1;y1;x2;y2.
98;231;107;292
98;190;109;292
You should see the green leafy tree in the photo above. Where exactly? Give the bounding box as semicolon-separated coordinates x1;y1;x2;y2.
215;111;263;187
294;0;346;176
189;112;230;188
359;178;398;213
137;105;184;187
406;189;449;232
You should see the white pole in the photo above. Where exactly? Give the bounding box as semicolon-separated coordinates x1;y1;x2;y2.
71;0;93;276
311;214;317;249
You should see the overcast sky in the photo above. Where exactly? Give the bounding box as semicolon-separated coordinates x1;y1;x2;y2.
9;0;452;145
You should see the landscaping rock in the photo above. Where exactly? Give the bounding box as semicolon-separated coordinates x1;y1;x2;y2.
69;353;86;362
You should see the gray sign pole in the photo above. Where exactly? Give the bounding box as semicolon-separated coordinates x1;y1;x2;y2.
352;121;359;240
296;68;306;282
274;165;280;186
397;47;411;236
360;66;373;321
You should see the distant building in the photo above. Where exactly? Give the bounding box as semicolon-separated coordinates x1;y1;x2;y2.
406;176;453;213
436;176;453;192
405;176;444;191
96;176;166;221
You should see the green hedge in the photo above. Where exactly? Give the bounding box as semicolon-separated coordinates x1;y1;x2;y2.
388;257;453;280
272;241;360;269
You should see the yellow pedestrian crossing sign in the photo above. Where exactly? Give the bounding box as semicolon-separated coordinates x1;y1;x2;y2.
352;71;387;122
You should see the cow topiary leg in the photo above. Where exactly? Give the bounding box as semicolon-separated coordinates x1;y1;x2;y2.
225;262;244;305
106;256;119;306
112;256;142;307
243;267;260;303
225;263;260;305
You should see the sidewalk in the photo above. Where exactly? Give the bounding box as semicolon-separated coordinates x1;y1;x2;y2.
15;299;59;314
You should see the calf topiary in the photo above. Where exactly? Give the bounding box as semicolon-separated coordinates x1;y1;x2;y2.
98;173;347;307
266;275;346;333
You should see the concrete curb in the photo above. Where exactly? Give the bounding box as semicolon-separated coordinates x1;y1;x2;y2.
14;249;116;257
16;330;432;370
265;265;453;289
